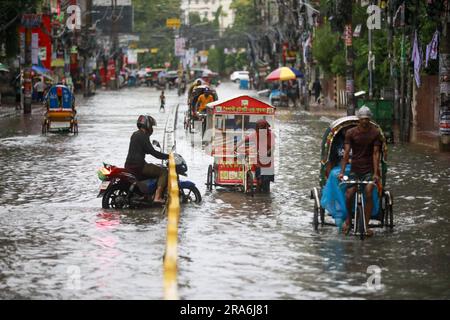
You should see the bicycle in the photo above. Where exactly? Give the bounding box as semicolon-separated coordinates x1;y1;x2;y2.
339;176;376;240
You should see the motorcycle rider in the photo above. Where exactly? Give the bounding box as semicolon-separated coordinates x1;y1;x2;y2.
125;115;169;204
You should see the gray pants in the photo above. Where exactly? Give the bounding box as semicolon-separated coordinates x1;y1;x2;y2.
142;163;168;189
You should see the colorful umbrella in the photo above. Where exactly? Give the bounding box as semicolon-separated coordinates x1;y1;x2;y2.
265;66;303;81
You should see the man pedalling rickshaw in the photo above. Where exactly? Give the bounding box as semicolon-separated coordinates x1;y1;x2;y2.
310;116;393;236
42;84;78;134
204;95;276;195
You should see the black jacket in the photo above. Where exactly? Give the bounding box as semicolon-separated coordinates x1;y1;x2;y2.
125;130;169;174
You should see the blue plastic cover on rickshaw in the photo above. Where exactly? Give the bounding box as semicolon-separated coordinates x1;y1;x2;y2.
320;165;380;224
47;85;73;110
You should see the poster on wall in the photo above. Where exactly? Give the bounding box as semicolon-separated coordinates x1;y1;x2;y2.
31;33;39;65
440;111;450;136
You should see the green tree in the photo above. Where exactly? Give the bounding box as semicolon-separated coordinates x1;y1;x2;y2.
312;21;343;75
132;0;181;67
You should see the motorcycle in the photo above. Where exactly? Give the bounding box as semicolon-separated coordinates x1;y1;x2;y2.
97;141;201;209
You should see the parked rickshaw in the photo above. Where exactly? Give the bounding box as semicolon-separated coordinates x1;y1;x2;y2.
310;116;393;236
184;84;218;134
42;84;78;134
204;95;276;195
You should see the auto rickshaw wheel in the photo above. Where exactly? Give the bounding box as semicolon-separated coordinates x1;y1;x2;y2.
206;165;213;192
245;170;254;197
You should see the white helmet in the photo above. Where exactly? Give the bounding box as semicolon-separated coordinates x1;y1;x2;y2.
356;106;372;119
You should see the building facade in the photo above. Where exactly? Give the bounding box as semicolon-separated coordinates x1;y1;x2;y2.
180;0;235;31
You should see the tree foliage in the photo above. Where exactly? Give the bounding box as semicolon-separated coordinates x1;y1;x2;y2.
132;0;181;67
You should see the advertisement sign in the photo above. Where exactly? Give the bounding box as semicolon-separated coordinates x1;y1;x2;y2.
19;15;52;69
440;111;450;136
31;33;39;65
107;58;116;81
127;49;138;64
166;18;181;28
39;47;47;61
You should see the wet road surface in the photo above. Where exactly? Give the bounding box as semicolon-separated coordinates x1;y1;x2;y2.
0;83;449;299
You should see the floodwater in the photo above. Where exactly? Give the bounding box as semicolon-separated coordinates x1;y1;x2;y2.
0;83;449;299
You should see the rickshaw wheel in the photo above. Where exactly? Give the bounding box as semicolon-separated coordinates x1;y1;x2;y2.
356;204;365;240
42;120;48;135
313;204;319;231
320;207;325;226
318;189;325;225
184;113;189;130
206;165;213;192
245;170;254;197
383;192;394;229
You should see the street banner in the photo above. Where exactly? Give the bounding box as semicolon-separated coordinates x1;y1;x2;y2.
20;33;25;65
411;30;421;87
19;15;52;69
440;111;450;136
39;47;47;61
345;25;352;46
127;49;137;64
175;37;186;57
31;33;39;65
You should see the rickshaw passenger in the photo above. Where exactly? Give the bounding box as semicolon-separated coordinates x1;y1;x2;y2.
338;106;382;236
196;88;214;114
325;127;353;179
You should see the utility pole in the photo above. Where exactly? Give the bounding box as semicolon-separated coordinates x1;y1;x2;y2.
110;0;118;90
368;0;374;99
439;0;450;151
344;0;355;116
21;12;40;114
399;2;407;142
387;0;398;121
23;26;32;114
83;0;93;97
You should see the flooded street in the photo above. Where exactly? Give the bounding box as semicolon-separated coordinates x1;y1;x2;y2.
0;83;449;299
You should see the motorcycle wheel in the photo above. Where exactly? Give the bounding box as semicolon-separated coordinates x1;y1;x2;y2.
102;184;130;209
180;185;202;204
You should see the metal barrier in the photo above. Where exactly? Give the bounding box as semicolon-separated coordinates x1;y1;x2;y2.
163;153;180;300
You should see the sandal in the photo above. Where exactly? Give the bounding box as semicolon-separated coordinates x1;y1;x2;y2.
341;222;350;235
153;199;165;205
365;229;374;237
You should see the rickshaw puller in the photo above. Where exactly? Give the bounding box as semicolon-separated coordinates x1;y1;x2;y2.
338;106;382;236
236;119;274;192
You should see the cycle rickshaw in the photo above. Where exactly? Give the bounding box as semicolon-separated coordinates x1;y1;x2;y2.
42;84;78;134
204;95;276;195
184;84;218;134
310;116;393;238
